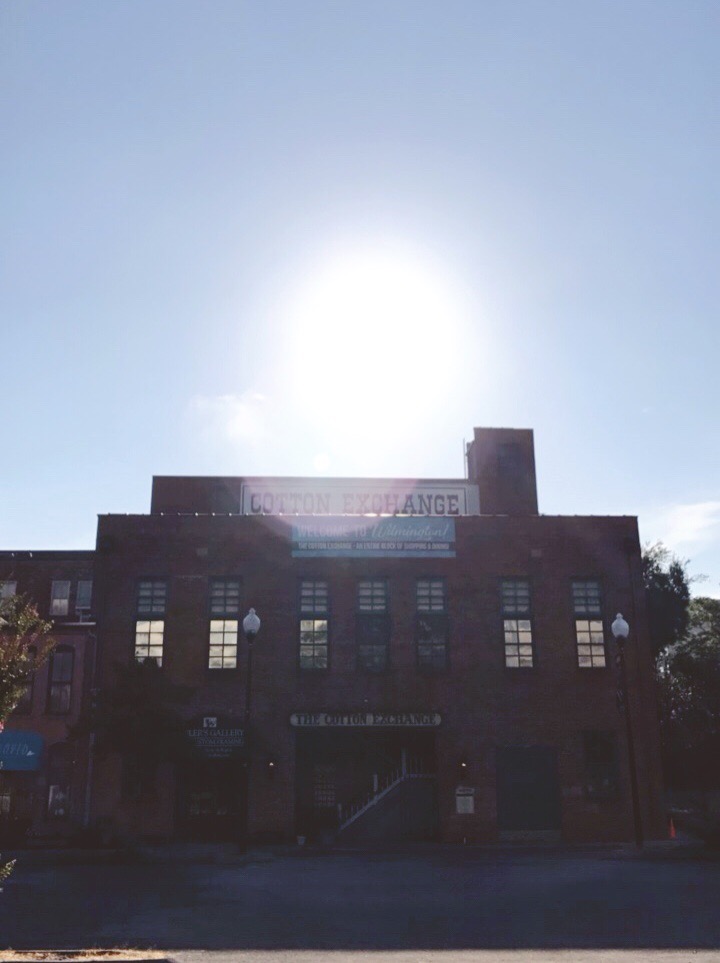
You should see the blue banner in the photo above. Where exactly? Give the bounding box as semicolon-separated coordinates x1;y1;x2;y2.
292;516;455;558
0;730;43;771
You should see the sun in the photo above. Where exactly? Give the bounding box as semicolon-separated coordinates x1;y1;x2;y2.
281;240;470;446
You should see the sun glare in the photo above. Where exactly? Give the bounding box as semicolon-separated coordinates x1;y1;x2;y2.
282;242;470;447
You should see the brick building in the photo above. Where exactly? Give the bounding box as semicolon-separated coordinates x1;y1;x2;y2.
1;428;666;845
0;551;95;845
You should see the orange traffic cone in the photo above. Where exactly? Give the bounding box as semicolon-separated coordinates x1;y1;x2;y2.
669;816;676;839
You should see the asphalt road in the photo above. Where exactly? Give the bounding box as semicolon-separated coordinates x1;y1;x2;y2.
2;847;720;956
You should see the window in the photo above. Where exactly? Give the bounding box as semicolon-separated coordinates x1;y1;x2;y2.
573;580;606;667
313;765;336;808
299;581;328;670
208;580;240;669
14;646;36;714
358;580;387;612
50;580;71;616
357;580;389;671
47;646;74;714
135;621;165;666
137;579;167;615
416;579;445;613
208;621;238;669
502;579;534;668
416;579;447;669
583;731;619;799
47;785;70;818
75;579;93;617
135;580;166;665
0;790;10;815
46;744;72;818
210;579;240;616
0;581;17;600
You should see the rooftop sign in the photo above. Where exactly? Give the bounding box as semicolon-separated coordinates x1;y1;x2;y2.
240;480;479;516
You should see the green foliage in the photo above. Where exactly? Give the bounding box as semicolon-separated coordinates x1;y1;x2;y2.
0;858;15;884
657;596;720;789
0;595;54;727
72;659;195;796
642;542;691;659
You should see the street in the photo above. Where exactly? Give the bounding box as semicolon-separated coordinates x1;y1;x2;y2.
2;846;720;958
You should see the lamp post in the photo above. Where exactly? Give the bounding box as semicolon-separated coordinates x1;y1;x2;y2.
240;607;260;852
611;612;643;848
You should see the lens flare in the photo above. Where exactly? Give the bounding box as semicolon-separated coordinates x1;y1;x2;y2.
280;241;471;450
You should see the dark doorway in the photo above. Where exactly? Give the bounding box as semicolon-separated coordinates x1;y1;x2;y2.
295;729;437;843
496;746;561;831
177;758;242;841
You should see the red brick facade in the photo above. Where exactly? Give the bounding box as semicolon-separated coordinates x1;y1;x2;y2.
0;552;95;845
0;428;667;846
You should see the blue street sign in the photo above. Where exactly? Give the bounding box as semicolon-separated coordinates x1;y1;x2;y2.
0;730;43;771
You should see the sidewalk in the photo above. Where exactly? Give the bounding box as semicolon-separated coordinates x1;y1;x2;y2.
2;835;714;867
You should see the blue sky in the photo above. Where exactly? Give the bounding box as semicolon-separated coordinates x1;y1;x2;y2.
1;1;718;595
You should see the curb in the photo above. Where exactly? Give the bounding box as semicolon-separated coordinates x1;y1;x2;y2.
2;839;715;867
0;955;174;963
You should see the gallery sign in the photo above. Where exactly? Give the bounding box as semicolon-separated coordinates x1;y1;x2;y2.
290;711;441;728
241;480;479;516
0;730;43;771
292;516;455;558
187;719;245;758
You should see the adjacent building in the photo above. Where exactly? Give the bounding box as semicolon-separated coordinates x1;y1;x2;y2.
0;427;666;845
0;552;95;845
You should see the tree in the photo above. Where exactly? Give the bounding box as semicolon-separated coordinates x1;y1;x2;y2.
642;542;691;659
0;595;54;729
657;596;720;789
72;659;195;797
0;595;54;884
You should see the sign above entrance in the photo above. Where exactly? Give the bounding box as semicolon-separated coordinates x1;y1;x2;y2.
0;730;43;771
241;480;479;516
292;516;455;558
290;712;441;728
187;726;245;758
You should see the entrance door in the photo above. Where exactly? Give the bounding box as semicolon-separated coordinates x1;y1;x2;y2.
179;759;241;841
295;729;438;842
496;746;561;831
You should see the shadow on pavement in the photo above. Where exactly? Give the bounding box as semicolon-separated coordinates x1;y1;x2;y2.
2;846;720;952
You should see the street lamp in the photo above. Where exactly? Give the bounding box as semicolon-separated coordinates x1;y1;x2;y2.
240;607;261;852
611;612;643;848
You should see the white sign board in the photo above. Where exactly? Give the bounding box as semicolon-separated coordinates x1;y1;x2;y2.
290;711;441;728
456;787;475;814
241;480;479;516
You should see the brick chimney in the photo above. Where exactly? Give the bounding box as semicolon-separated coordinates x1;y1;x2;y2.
466;427;539;515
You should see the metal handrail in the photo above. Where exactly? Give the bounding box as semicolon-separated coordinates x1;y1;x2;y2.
336;755;433;832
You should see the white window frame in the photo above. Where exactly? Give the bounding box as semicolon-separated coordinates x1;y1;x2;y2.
50;580;71;616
